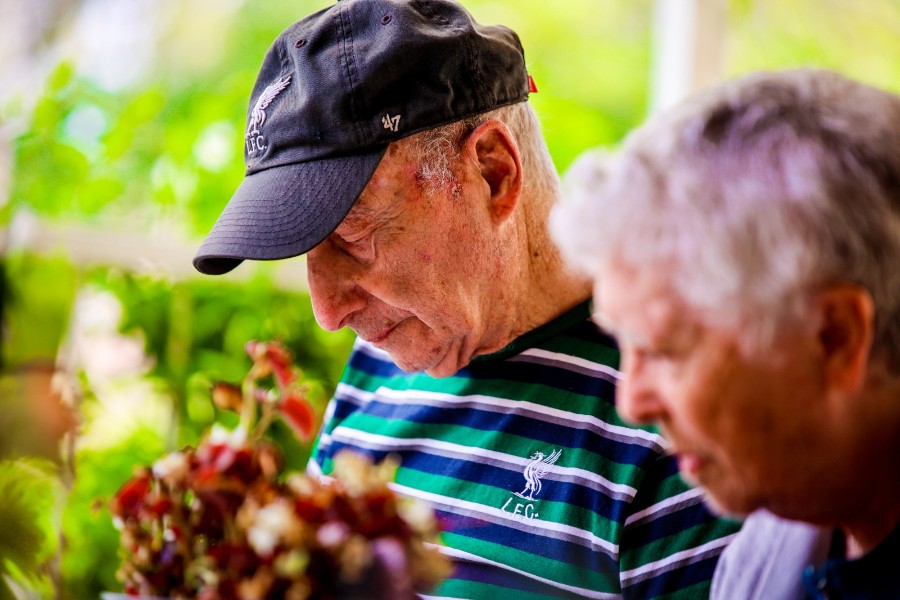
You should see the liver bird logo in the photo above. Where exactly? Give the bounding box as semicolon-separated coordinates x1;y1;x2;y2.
514;448;562;501
246;76;291;137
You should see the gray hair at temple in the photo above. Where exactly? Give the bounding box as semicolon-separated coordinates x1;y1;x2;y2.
551;69;900;372
405;101;561;207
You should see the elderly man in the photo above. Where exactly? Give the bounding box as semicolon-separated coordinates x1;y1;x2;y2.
193;0;739;597
552;68;900;599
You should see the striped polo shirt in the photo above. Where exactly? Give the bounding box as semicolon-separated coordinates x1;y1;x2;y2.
310;301;740;599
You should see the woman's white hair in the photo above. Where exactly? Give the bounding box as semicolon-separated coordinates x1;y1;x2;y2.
553;69;900;371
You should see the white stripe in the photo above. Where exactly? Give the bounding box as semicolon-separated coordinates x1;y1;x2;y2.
321;395;337;424
316;431;332;449
335;382;664;449
391;483;620;556
330;427;637;499
619;533;739;585
305;458;324;478
623;487;706;527
517;347;623;380
425;543;623;600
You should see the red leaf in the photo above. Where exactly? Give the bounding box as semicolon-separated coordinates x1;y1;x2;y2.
113;472;151;518
265;343;296;388
279;392;316;442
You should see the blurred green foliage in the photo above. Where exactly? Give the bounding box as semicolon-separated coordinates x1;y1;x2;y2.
1;253;356;598
1;253;78;370
727;0;900;93
61;426;173;599
0;458;61;600
2;0;900;597
87;268;353;455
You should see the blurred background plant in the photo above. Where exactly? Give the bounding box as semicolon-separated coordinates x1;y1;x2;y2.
1;0;898;597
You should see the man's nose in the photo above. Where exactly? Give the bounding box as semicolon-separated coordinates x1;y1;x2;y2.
306;242;367;332
615;348;665;425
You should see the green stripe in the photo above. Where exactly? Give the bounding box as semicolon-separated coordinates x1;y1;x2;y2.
439;531;622;594
624;521;735;572
654;579;713;600
338;410;646;471
434;577;574;600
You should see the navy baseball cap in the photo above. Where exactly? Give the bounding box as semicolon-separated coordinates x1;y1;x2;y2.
193;0;532;275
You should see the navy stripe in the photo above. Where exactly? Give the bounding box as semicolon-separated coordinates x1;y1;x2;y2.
326;396;655;467
437;509;622;583
621;455;725;546
564;320;619;349
346;348;408;377
451;560;605;598
347;346;619;404
461;359;618;404
628;456;683;515
622;554;718;599
327;394;363;423
625;501;725;547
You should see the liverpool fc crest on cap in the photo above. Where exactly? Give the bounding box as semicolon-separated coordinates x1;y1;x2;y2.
246;75;291;160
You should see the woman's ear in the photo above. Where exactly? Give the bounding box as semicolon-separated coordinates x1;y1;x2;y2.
816;284;875;395
464;119;523;224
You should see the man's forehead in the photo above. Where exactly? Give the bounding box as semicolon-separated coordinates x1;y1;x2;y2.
338;146;416;232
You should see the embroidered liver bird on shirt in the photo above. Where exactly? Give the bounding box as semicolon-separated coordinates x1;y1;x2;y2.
515;448;562;500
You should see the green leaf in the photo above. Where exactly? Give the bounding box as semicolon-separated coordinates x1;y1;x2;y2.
2;253;78;368
0;458;61;579
47;63;75;94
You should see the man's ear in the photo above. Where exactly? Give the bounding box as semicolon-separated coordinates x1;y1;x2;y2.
816;284;875;395
464;119;523;224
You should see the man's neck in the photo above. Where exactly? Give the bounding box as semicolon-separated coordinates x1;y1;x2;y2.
477;257;592;360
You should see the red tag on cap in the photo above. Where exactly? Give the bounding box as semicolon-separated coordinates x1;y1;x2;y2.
528;74;538;93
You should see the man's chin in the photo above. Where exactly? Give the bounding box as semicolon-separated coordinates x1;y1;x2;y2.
386;350;458;378
384;347;444;377
423;362;462;378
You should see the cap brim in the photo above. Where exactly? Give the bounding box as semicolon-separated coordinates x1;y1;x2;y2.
193;147;388;275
